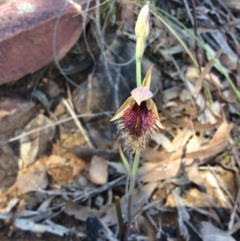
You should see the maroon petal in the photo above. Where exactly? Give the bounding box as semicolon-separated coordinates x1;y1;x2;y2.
119;101;159;153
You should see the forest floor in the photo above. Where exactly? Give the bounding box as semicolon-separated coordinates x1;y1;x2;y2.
0;0;240;240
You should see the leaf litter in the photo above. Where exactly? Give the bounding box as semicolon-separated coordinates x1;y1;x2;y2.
0;0;240;240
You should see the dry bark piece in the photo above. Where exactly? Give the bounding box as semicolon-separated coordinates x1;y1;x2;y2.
0;0;93;85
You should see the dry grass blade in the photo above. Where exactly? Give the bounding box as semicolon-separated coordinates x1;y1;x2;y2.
62;98;93;148
172;190;190;237
0;112;110;146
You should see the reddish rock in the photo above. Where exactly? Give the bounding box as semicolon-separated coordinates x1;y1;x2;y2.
0;0;93;85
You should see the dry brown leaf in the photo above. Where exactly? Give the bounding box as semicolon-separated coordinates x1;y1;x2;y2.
16;164;48;194
65;201;109;221
185;66;223;90
194;49;223;97
158;103;218;132
220;73;239;103
172;190;190;237
140;121;232;182
102;182;157;225
182;136;205;187
152;133;175;153
19;114;55;167
223;0;240;10
140;135;200;182
220;53;239;71
163;86;181;102
172;128;193;151
196;221;236;241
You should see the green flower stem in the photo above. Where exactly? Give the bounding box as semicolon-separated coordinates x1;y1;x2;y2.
136;37;144;87
126;146;141;232
129;147;141;195
136;57;142;87
114;196;125;239
119;146;132;177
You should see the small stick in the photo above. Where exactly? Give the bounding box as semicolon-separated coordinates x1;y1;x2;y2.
62;98;94;148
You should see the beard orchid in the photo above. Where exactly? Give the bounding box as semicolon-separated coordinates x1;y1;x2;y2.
111;65;164;153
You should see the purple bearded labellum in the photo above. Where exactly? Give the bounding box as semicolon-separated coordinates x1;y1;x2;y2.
110;65;164;153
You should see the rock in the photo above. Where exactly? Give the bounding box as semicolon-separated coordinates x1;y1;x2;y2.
89;156;108;185
0;0;94;85
41;78;61;100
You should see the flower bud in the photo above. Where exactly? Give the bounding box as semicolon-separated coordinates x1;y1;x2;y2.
136;37;145;60
135;1;150;39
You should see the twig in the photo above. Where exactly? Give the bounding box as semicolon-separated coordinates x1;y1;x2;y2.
190;0;201;72
62;98;94;148
53;0;82;89
94;0;118;111
0;112;112;146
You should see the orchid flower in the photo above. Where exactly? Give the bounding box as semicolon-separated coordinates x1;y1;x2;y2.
111;65;164;153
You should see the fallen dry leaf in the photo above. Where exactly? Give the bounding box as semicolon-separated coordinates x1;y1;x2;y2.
102;182;157;225
172;128;193;151
152;133;175;153
140;121;232;182
17;164;48;194
19;114;55;167
65;201;109;221
196;221;236;241
185;66;223;91
157;103;218;132
172;190;190;237
194;49;223;97
222;0;240;10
